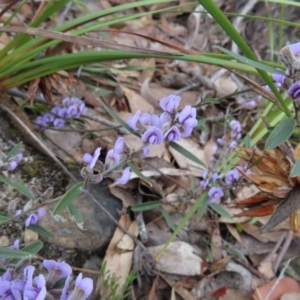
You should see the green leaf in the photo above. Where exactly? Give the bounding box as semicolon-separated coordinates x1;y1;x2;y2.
245;133;251;148
197;196;208;220
53;182;85;215
0;174;33;199
68;204;84;227
0;215;10;225
169;142;206;168
131;201;162;212
265;118;296;149
28;225;55;238
290;159;300;177
160;207;175;231
156;193;209;260
127;161;152;186
0;247;34;258
21;240;43;254
215;46;285;75
6;142;23;161
209;203;233;220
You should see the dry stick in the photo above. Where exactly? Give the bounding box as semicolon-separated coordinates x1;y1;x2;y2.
261;231;286;264
0;26;179;56
136;189;148;243
0;0;20;20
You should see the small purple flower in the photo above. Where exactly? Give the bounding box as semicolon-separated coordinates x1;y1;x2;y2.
62;97;72;107
225;169;239;184
200;179;209;189
229;140;237;149
128;111;141;130
43;260;72;288
37;208;45;219
105;149;120;167
67;105;79;118
288;82;300;100
68;273;93;300
160;112;171;127
177;106;196;124
60;276;70;300
217;137;224;145
212;145;218;154
142;126;164;145
114;137;124;154
142;146;150;157
212;173;220;181
15;153;23;164
288;42;300;55
180;124;194;138
51;106;61;116
159;94;181;114
53;118;65;128
70;97;83;106
229;120;241;133
116;167;131;184
13;239;20;250
43;113;55;124
35;116;47;129
83;147;101;169
272;73;285;85
208;187;224;203
14;210;21;217
140;113;161;128
164;126;181;142
201;169;208;179
24;274;47;300
25;213;38;227
7;161;17;171
79;103;87;114
0;269;12;281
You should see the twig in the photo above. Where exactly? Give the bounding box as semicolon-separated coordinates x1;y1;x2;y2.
136;190;148;243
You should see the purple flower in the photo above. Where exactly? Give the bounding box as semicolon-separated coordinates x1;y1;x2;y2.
70;97;83;106
51;106;61;116
159;94;181;114
105;149;120;167
0;269;12;281
142;126;164;145
24;274;46;300
67;105;80;118
140;113;161;128
164;126;181;142
43;113;54;124
13;239;20;250
225;169;239;184
79;103;87;114
53;118;65;128
83;147;101;169
68;273;93;300
201;169;208;179
7;161;17;171
229;120;241;133
114;137;124;154
200;179;209;189
142;146;150;157
160;112;171;127
57;107;68;119
62;97;72;107
128;111;141;130
288;42;300;55
15;153;23;164
37;208;45;219
35;116;47;129
212;173;220;181
43;260;72;288
60;276;71;300
288;82;300;100
116;167;131;184
177;106;196;124
217;137;224;145
229;140;237;149
272;73;285;85
25;214;38;227
208;187;224;203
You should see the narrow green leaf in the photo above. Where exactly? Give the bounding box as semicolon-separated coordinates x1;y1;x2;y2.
21;240;43;254
197;196;208;220
290;159;300;177
214;46;285;75
156;193;209;260
28;225;54;238
0;215;10;225
68;204;84;226
127;161;152;186
0;247;33;258
131;201;162;212
245;133;251;148
209;203;233;220
6;142;23;161
0;174;33;199
53;182;85;215
265;118;295;149
160;207;175;231
169;142;206;168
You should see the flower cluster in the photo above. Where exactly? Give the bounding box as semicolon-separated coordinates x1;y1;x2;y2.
128;94;197;144
0;148;23;172
24;208;45;227
272;42;300;101
200;168;239;203
81;137;133;185
0;259;93;300
35;97;87;130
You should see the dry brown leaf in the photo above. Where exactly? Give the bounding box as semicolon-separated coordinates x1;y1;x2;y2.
211;227;222;261
122;85;154;114
258;257;276;279
169;138;206;176
108;186;136;208
147;241;204;276
117;221;138;251
226;224;242;243
214;77;238;97
218;207;250;224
